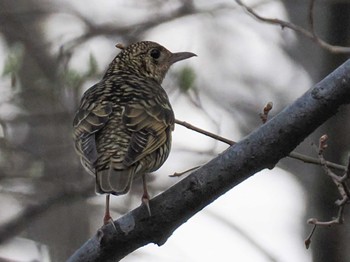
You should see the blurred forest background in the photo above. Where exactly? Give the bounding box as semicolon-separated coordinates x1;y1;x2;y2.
0;0;350;261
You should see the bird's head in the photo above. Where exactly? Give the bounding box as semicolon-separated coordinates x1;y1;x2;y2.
108;41;196;84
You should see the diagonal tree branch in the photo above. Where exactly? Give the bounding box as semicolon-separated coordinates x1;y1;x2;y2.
67;59;350;262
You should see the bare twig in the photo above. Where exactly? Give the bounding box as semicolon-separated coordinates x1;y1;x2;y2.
259;101;273;124
235;0;350;54
306;205;345;247
288;151;345;171
304;224;316;249
318;134;328;154
317;136;350;201
175;119;236;146
170;166;201;177
304;135;350;248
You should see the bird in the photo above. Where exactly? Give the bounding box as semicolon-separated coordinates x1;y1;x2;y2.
73;41;196;225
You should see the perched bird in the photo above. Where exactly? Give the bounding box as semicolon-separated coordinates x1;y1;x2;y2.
73;41;196;224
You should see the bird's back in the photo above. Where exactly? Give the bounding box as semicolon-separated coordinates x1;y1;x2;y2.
73;41;195;197
73;73;174;195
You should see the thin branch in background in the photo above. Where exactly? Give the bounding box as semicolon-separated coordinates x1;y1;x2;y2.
304;135;350;248
60;2;235;55
175;119;347;171
308;0;317;38
0;182;94;245
206;209;279;262
235;0;350;54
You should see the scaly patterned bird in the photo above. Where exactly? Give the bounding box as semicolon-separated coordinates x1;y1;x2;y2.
73;41;196;224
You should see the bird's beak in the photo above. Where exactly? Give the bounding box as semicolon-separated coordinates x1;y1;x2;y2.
169;52;197;64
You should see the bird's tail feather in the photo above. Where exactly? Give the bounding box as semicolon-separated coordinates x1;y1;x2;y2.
96;166;134;195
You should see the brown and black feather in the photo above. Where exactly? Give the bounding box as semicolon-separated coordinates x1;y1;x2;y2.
73;41;195;196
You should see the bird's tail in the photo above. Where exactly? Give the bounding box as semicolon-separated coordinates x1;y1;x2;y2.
95;165;135;195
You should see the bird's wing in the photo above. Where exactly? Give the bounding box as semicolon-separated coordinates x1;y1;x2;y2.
122;102;174;167
73;100;112;172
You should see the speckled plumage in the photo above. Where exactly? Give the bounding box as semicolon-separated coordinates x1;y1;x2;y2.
73;41;196;197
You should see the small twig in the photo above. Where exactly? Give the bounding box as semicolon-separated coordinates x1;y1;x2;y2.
340;156;350;197
318;134;328;155
170;166;201;177
175;119;235;146
340;155;350;182
304;224;316;249
317;136;349;199
305;135;350;248
305;208;345;249
235;0;350;54
307;205;345;226
289;151;346;171
259;101;273;124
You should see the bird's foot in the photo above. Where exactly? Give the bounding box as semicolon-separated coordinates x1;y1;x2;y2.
141;174;152;216
103;194;117;231
103;213;117;231
142;193;152;216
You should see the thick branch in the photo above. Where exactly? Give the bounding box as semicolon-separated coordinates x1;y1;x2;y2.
67;59;350;262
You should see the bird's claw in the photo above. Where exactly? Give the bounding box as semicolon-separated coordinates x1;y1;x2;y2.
142;194;152;216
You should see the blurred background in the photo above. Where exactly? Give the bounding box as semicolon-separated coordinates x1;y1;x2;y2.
0;0;349;261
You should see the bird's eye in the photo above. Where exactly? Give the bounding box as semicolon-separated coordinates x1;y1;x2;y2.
150;49;161;59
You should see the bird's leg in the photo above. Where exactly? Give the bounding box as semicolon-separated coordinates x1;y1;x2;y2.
103;194;113;225
103;195;117;231
141;174;152;216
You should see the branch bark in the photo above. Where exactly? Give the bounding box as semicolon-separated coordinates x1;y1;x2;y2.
67;59;350;262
